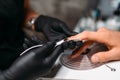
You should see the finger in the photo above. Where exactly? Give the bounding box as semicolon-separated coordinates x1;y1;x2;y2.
68;31;96;41
47;45;63;62
91;50;116;63
34;15;46;32
71;41;93;58
44;24;66;41
68;30;108;44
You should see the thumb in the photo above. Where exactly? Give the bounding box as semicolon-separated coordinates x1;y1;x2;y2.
91;51;114;63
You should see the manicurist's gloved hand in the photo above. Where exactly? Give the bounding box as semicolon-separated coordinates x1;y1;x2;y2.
0;41;64;80
23;28;48;49
23;35;45;49
34;15;77;41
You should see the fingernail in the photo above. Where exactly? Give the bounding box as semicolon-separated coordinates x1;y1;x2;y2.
91;56;99;63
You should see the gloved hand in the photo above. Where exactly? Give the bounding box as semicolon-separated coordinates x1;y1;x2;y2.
0;42;64;80
23;28;48;49
34;15;77;41
23;36;44;49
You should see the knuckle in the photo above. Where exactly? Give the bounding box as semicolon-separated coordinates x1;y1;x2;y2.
97;28;112;39
98;27;107;32
82;30;90;36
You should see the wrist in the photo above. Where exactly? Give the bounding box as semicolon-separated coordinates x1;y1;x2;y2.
24;11;40;30
26;17;36;30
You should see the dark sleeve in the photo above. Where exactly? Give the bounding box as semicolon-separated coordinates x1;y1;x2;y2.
0;0;25;44
0;0;25;70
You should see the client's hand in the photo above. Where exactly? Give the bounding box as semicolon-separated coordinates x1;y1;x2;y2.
68;28;120;63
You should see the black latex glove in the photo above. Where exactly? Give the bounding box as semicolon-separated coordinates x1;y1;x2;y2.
34;15;77;41
0;42;64;80
23;36;44;49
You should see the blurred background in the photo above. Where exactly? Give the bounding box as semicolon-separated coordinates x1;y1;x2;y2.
30;0;120;32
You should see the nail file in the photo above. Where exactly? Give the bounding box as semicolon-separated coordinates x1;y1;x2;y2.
55;39;65;47
20;39;66;56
